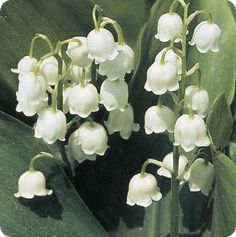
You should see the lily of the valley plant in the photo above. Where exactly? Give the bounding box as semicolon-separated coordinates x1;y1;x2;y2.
11;1;235;237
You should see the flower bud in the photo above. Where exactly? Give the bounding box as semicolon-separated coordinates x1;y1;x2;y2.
155;13;183;42
190;21;221;53
67;36;93;68
68;130;97;163
155;48;182;74
185;85;210;118
34;108;67;144
105;104;140;139
14;170;53;199
157;152;188;178
68;83;99;118
184;158;214;196
16;72;48;116
87;28;118;64
11;56;38;79
39;56;66;85
174;114;210;152
145;61;180;95
98;43;134;81
69;65;91;84
126;173;162;207
144;105;176;134
77;121;109;155
100;79;128;111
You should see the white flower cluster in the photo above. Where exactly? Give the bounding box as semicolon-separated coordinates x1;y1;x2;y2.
127;8;220;207
12;8;139;169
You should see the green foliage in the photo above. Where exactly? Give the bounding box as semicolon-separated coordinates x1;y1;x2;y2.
206;93;233;151
0;111;108;237
211;152;236;237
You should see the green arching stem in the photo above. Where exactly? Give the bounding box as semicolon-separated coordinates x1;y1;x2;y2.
140;159;173;177
196;68;202;88
29;152;54;172
29;34;54;57
101;17;124;45
157;95;163;107
169;0;186;13
55;38;82;54
88;116;95;126
187;9;213;26
160;46;183;65
33;52;55;75
51;82;58;113
67;116;80;129
92;4;103;30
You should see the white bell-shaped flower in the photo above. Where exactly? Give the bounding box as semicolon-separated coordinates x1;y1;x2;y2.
144;105;176;134
68;130;97;163
68;83;99;118
14;170;53;199
67;36;93;68
77;121;109;155
185;85;210;118
98;43;134;81
157;152;188;178
184;158;214;196
174;114;210;152
105;104;140;139
155;13;183;42
39;56;66;85
34;108;67;144
145;61;180;95
190;21;221;53
86;28;119;64
100;78;128;111
126;172;162;207
11;56;38;79
155;48;182;74
16;72;48;116
69;65;91;84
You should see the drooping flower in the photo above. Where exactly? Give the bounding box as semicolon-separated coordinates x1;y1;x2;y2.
105;104;140;139
100;79;128;111
68;130;97;163
126;173;162;207
184;158;215;196
68;83;99;118
34;108;67;144
11;56;38;79
16;72;48;116
14;170;53;199
157;152;188;178
174;114;210;152
185;85;210;118
145;61;180;95
67;36;93;68
69;65;91;84
39;56;65;85
98;43;134;81
77;121;109;155
155;48;182;74
155;13;183;42
190;21;221;53
144;105;176;134
86;28;118;64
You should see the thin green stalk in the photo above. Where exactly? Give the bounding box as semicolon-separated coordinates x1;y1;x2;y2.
29;152;54;172
170;3;189;237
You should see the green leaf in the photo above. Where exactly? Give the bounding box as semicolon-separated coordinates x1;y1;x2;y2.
206;92;233;150
188;0;236;105
211;152;236;237
0;111;108;237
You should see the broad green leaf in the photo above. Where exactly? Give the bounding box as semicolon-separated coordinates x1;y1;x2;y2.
211;152;236;237
206;92;233;150
0;111;108;237
188;0;236;104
